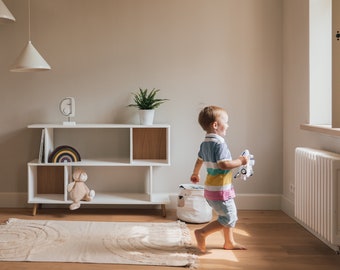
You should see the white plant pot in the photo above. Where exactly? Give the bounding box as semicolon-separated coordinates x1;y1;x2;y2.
139;109;155;125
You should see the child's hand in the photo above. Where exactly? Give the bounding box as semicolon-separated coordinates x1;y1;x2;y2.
190;173;200;183
239;156;248;165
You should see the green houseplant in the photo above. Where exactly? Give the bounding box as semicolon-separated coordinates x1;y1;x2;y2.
128;88;168;125
128;88;168;110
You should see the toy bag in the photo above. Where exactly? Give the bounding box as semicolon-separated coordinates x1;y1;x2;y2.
176;184;212;223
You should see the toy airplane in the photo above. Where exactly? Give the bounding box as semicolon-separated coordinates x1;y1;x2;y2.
234;149;255;180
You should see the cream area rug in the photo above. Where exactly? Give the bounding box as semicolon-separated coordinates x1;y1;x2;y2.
0;218;196;267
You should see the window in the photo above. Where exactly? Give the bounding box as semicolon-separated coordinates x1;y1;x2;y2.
309;0;331;125
303;0;340;135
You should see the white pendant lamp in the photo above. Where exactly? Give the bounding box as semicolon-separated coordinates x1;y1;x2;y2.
10;0;51;72
0;0;16;23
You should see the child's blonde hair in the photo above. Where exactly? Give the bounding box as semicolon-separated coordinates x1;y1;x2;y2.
198;106;227;131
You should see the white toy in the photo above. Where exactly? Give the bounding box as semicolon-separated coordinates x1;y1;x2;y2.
234;149;255;180
67;168;95;210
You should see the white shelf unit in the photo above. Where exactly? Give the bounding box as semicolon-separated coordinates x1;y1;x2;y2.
27;124;170;216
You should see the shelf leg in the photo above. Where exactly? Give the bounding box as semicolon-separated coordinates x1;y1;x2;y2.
32;204;40;216
161;204;166;217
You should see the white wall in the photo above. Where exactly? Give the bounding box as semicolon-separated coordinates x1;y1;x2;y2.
0;0;283;209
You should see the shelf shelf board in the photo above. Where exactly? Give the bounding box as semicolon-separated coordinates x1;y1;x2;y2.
87;193;152;204
29;193;169;205
28;123;170;129
132;159;170;166
29;194;66;204
29;158;170;166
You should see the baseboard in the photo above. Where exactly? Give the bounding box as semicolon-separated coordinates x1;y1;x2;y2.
280;195;295;218
1;192;283;211
169;193;282;210
0;193;28;208
235;193;282;210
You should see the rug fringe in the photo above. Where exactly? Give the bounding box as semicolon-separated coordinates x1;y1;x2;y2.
176;221;199;269
2;218;17;225
177;220;192;246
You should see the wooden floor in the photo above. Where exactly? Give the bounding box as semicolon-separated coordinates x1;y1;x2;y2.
0;208;339;270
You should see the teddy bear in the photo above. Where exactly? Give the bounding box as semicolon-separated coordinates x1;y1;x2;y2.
67;168;95;210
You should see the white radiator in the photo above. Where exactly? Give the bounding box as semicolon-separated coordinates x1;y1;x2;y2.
295;147;340;251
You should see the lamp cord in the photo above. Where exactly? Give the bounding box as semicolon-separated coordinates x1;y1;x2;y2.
28;0;31;41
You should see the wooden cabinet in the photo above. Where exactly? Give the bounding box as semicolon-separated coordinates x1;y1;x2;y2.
27;124;170;216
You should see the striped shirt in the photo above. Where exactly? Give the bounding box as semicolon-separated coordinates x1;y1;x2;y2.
198;133;235;201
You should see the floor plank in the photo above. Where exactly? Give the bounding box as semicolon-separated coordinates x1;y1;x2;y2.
0;208;339;270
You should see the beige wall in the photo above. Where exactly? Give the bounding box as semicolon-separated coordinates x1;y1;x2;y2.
0;0;283;208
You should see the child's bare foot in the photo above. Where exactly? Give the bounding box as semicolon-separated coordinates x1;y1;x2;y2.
194;229;206;253
223;242;247;250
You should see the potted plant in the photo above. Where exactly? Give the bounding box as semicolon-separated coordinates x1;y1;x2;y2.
128;88;169;125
